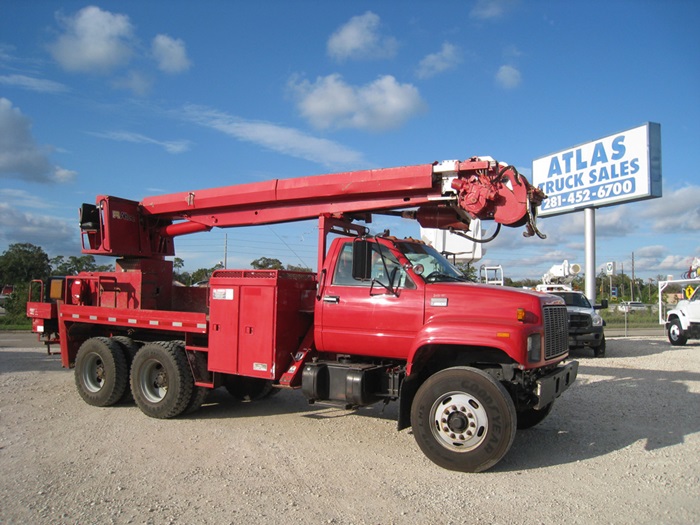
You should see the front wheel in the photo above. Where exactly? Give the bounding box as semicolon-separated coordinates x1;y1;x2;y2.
224;376;276;401
410;367;517;473
517;402;554;430
667;319;687;346
593;335;607;358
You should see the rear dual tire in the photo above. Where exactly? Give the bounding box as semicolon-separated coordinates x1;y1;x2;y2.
74;337;129;407
130;341;198;419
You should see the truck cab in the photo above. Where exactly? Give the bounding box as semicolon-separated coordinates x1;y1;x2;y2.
666;286;700;345
318;236;570;369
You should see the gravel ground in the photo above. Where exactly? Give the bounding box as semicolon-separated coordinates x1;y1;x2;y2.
1;332;699;525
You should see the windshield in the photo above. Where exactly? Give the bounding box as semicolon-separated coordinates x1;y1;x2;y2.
552;292;591;308
397;242;467;282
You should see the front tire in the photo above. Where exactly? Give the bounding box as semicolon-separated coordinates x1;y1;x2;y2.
224;376;276;401
410;367;517;473
668;319;687;346
74;337;128;407
517;402;554;430
593;335;607;358
130;341;194;419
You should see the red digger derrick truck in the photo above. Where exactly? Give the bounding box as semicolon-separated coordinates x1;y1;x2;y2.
27;156;577;472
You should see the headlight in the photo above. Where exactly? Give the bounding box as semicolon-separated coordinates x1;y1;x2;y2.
527;333;542;362
591;313;604;327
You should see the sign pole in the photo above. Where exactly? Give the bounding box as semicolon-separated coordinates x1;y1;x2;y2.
585;207;596;303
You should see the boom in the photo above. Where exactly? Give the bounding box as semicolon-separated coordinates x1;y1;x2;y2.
79;156;546;260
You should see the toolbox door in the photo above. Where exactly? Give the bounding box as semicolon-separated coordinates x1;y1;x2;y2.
237;286;275;379
208;285;240;374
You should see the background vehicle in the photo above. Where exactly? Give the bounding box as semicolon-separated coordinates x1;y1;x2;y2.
666;286;700;346
549;290;607;357
0;284;13;307
535;261;606;357
618;301;646;313
27;156;577;473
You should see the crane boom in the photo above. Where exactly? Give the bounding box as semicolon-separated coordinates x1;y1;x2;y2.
79;157;545;259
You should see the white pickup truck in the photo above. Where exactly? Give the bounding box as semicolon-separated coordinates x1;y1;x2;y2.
666;286;700;345
548;290;608;357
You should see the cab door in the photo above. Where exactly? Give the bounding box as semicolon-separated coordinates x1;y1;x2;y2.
687;287;700;323
317;241;424;359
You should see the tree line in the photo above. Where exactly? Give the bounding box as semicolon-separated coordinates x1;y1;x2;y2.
0;243;312;324
1;241;678;325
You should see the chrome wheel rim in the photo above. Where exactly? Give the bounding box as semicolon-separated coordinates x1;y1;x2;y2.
430;392;488;452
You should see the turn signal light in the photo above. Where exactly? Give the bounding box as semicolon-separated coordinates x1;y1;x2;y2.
517;308;526;322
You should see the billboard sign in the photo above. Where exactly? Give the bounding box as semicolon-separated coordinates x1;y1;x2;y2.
532;122;662;217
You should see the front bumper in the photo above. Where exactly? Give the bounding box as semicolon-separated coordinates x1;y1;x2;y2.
534;360;578;409
569;326;605;347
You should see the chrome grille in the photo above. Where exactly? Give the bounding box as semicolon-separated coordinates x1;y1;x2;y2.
568;312;591;329
543;305;569;359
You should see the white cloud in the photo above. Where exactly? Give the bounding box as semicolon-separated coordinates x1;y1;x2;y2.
52;166;78;183
503;45;523;59
0;98;77;183
658;255;693;273
0;202;77;255
49;6;135;73
152;34;191;74
495;65;521;89
111;70;153;96
181;105;365;169
470;0;518;20
0;189;50;209
0;44;15;63
90;130;191;154
289;74;426;131
327;11;398;61
643;186;700;232
0;74;69;93
416;43;461;79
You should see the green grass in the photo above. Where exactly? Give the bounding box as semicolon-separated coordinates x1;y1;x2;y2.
0;317;31;330
600;308;663;328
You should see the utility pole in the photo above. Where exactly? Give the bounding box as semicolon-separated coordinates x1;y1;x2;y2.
620;262;625;300
631;252;636;301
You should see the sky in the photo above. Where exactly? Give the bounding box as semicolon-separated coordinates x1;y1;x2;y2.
1;0;699;284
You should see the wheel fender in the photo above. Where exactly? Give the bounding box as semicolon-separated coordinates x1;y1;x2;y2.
667;313;688;331
405;317;521;376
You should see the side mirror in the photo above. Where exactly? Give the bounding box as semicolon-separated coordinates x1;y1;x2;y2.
351;240;373;281
595;299;609;310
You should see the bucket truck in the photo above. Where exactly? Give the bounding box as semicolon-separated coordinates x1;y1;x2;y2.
27;156;577;472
